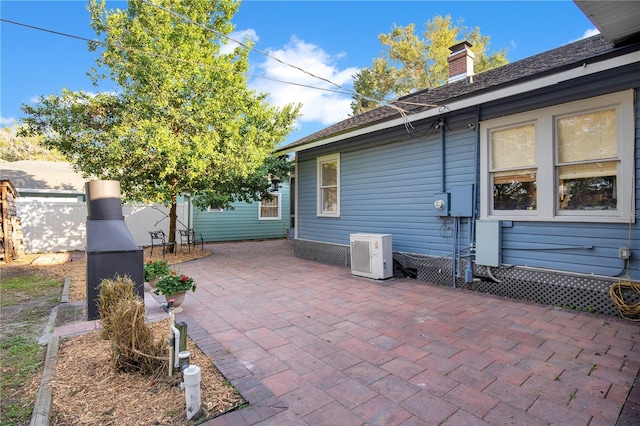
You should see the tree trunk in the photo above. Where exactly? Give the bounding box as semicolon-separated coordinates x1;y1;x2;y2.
169;195;177;252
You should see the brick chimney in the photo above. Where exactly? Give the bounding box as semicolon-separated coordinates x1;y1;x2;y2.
447;41;475;83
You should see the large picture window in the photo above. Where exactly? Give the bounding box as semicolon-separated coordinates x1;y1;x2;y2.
480;90;634;222
317;153;340;217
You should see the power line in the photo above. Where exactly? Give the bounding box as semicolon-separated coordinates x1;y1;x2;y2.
1;13;439;118
137;0;440;132
141;1;354;96
1;18;96;42
0;17;352;98
140;0;438;113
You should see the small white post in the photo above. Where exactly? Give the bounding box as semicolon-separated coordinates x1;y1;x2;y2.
183;365;202;420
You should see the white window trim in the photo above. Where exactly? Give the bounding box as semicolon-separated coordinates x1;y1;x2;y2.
317;153;340;217
258;192;281;220
207;203;223;213
480;90;635;223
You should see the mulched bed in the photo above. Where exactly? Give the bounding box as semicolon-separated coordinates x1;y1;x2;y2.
51;319;245;425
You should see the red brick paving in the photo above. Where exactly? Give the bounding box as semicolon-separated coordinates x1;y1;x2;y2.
168;239;640;425
55;239;640;425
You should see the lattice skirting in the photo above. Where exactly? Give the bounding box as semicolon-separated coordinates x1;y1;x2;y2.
393;252;640;316
293;239;638;317
294;239;350;267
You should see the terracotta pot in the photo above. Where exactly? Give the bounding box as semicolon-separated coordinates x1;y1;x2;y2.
148;277;159;288
165;292;186;308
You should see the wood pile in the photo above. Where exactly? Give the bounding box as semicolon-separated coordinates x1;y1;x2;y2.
1;180;24;263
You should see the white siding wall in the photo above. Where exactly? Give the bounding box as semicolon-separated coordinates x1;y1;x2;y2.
17;199;188;253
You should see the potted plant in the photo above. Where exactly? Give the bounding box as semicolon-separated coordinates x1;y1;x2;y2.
153;270;196;307
143;260;171;287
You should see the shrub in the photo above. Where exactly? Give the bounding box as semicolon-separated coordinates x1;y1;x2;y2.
144;260;171;282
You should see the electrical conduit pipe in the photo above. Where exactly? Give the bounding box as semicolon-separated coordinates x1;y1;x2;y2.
466;106;481;284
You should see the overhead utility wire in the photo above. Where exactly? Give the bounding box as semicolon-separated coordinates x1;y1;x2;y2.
142;1;355;95
2;16;441;133
141;0;439;114
1;18;95;42
1;18;354;97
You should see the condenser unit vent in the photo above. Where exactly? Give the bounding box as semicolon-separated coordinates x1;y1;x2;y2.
349;233;393;279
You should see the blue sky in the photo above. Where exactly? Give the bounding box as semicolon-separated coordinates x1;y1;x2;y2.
1;1;597;144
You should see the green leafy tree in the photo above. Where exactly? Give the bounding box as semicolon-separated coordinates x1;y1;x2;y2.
351;15;509;115
20;0;300;245
0;125;65;162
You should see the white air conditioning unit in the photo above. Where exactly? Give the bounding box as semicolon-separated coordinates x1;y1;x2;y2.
349;233;393;279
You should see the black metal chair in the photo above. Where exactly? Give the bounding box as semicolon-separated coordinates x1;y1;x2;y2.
148;230;176;258
178;228;204;253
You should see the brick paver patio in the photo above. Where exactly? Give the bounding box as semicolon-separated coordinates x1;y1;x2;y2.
55;239;640;425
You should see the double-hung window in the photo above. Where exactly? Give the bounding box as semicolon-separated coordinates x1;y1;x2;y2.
207;202;223;213
259;193;281;220
317;153;340;217
491;123;537;211
480;90;634;222
556;108;618;213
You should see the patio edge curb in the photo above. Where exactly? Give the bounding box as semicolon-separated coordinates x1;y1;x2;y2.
30;335;58;426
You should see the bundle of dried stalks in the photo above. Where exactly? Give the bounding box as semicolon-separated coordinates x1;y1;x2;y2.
98;276;167;374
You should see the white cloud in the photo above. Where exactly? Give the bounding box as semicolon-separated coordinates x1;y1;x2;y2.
581;28;601;39
570;27;600;43
249;36;359;126
0;116;17;128
220;29;259;55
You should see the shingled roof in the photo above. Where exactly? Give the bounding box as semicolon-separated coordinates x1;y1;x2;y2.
0;160;86;193
279;34;621;152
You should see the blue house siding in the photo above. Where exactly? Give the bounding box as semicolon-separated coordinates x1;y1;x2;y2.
500;222;635;277
282;30;640;313
297;126;477;256
194;181;290;242
295;84;639;281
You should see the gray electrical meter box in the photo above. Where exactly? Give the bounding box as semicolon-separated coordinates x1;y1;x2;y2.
433;192;450;216
475;220;501;267
450;184;474;217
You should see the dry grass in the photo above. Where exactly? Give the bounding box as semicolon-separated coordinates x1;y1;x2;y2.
98;276;167;374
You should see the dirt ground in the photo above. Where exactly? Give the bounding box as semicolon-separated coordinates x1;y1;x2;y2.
1;246;245;425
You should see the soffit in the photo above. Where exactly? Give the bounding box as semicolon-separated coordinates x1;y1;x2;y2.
574;0;640;45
